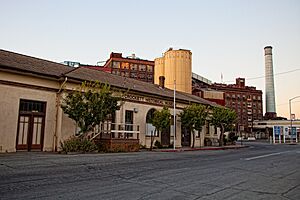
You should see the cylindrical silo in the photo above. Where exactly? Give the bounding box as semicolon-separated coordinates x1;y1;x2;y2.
264;46;276;116
164;49;192;94
154;57;165;85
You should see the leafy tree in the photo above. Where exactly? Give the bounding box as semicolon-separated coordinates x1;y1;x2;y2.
61;81;121;136
150;107;171;150
179;104;208;148
210;107;237;146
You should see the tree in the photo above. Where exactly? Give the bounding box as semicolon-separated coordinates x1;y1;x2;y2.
179;104;208;148
150;107;171;150
210;107;237;146
61;81;121;136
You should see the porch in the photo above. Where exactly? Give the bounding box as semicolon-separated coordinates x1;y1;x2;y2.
88;122;140;152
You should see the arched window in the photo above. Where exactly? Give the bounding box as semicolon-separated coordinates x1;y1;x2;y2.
146;108;157;136
146;108;156;123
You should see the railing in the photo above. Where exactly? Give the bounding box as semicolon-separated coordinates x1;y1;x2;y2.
87;122;140;141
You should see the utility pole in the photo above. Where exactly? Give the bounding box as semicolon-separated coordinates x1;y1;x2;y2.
173;80;176;150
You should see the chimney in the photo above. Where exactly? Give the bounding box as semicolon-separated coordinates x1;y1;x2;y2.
159;76;165;88
264;46;277;119
236;78;245;88
110;52;122;58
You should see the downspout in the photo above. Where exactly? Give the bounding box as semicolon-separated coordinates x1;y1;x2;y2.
54;77;68;151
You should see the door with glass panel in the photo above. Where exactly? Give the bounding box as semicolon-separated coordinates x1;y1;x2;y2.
16;100;46;151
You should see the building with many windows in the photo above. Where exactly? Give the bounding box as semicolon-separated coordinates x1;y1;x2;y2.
210;78;263;133
193;77;263;133
66;52;155;83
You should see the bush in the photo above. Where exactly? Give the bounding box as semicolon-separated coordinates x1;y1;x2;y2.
60;136;98;153
154;140;162;149
228;132;238;144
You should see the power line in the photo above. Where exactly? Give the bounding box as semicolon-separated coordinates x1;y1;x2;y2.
277;100;300;107
224;68;300;83
247;68;300;81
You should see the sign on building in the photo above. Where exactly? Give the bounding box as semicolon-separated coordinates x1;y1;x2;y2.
273;126;282;143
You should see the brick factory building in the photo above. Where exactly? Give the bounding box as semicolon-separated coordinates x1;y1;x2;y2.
81;52;155;83
193;77;263;133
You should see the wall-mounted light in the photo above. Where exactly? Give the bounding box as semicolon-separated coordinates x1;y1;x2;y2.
133;108;138;113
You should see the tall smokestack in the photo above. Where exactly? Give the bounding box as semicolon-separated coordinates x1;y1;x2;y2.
264;46;277;119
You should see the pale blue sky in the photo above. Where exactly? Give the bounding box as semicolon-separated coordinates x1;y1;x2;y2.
1;0;300;118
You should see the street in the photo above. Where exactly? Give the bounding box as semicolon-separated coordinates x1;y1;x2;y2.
0;142;299;200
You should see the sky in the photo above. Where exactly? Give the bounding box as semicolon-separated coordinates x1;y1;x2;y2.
1;0;300;119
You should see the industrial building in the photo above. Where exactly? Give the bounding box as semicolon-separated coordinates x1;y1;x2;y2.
77;52;155;83
154;48;192;94
193;77;263;134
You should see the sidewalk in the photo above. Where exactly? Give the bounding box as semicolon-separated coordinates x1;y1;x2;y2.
153;145;249;152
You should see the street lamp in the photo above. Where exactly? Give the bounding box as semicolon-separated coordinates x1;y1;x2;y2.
289;95;300;143
173;80;176;150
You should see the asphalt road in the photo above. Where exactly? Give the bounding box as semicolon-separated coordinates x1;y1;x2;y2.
0;142;299;200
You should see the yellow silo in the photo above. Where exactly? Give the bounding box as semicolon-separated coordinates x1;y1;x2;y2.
154;57;165;85
154;48;192;94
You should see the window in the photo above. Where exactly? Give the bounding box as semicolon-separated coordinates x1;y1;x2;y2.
147;65;153;72
130;63;138;71
121;62;130;69
139;65;146;71
112;61;120;68
147;74;153;79
146;109;158;137
130;72;137;78
138;73;146;80
206;122;210;135
20;100;45;113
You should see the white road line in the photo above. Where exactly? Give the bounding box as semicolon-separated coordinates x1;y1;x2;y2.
244;151;291;161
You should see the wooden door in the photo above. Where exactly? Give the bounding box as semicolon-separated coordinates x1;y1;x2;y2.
16;115;45;151
16;99;46;151
161;127;170;146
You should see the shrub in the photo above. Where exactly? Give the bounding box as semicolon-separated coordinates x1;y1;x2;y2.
228;132;238;144
60;136;97;153
154;140;162;149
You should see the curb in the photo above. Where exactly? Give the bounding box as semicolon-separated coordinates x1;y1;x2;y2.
157;145;249;152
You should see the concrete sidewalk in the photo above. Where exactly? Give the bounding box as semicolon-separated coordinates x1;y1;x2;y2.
153;145;249;152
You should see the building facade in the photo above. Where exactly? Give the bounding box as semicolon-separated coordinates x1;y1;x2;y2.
192;73;225;106
193;76;263;133
210;78;263;133
0;49;220;153
79;52;155;83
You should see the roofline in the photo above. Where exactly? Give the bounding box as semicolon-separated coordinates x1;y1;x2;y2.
0;64;62;79
0;49;70;68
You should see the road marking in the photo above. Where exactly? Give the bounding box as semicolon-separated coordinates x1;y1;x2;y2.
244;151;291;161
